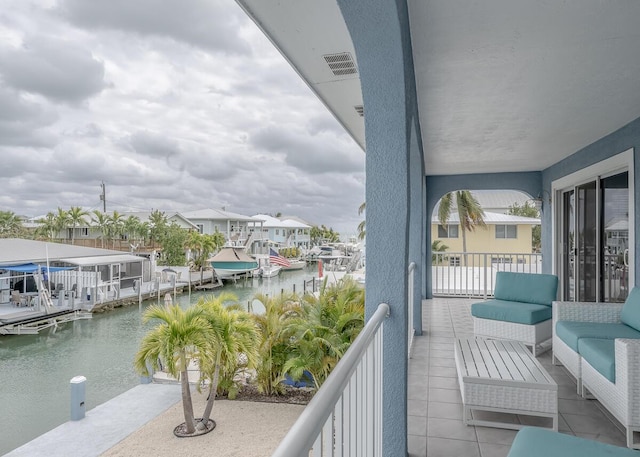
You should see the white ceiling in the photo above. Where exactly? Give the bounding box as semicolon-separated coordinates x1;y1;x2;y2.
237;0;640;176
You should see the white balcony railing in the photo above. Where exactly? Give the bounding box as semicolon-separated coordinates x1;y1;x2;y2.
408;262;416;359
272;302;390;457
432;252;542;298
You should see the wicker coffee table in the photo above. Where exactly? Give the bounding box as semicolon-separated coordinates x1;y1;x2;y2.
454;337;558;430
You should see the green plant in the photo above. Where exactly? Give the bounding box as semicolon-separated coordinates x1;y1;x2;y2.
431;239;449;263
283;277;364;390
508;201;541;252
251;292;303;395
438;190;486;264
135;304;210;435
195;293;259;424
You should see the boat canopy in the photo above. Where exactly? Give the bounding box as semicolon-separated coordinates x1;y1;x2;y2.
0;263;75;273
208;247;256;263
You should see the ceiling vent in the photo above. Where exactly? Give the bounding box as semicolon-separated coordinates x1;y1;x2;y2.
323;52;358;76
354;105;364;117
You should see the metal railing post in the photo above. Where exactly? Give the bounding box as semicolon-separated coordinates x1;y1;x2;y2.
407;262;416;359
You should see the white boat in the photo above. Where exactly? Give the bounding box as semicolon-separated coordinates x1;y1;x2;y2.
209;247;259;279
260;264;282;278
281;259;306;271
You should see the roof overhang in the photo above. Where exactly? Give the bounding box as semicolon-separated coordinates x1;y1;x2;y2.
60;254;146;267
236;1;640;177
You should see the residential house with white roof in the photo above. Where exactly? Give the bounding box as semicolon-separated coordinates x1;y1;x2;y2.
432;211;541;265
250;214;311;249
181;208;265;252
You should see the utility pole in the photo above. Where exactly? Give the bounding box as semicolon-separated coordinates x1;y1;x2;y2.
99;181;106;212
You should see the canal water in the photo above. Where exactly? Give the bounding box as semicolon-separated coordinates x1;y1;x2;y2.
0;267;320;455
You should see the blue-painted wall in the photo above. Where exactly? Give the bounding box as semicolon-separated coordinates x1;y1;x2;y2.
542;116;640;279
338;0;423;455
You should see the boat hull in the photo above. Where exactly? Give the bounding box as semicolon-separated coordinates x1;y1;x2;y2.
210;261;258;278
260;265;282;278
281;260;306;271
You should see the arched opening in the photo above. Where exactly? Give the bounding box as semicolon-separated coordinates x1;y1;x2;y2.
430;189;541;297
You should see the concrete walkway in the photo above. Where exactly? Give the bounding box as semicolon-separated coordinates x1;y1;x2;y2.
6;383;181;457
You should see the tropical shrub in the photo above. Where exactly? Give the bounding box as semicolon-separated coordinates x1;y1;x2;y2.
283;277;365;390
251;292;303;395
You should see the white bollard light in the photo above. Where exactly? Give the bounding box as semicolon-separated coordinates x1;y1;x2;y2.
70;376;87;421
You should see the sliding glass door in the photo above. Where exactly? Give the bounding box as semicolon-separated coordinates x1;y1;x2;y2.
560;171;629;303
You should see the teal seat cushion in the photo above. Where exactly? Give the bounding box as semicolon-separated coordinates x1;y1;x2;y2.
494;272;558;306
555;321;640;352
621;287;640;332
471;300;552;325
578;338;616;382
507;427;639;457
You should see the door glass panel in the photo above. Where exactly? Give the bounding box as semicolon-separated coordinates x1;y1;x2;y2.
602;172;629;302
576;181;597;302
562;191;575;301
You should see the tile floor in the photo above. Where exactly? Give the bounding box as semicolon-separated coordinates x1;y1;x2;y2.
407;297;630;457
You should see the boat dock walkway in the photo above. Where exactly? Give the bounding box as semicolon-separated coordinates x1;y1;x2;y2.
5;383;181;457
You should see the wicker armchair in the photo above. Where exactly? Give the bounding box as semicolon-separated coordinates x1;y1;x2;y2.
582;337;640;448
552;300;640;448
552;301;624;394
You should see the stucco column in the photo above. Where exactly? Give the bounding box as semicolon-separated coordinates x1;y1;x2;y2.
338;0;417;455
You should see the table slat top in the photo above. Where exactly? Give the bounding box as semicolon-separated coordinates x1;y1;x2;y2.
455;337;555;387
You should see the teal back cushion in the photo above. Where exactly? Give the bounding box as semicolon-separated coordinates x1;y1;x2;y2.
494;272;558;306
621;287;640;332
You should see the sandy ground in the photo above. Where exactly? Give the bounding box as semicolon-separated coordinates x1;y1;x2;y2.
100;392;305;457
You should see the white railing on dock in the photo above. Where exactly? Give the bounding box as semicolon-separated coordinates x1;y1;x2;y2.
408;262;416;359
432;252;542;298
271;302;389;457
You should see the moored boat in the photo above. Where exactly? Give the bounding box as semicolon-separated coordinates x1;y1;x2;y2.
260;264;282;278
281;259;306;271
209;247;259;279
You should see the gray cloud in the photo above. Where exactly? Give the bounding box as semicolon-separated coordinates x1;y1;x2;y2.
0;36;106;103
250;125;364;174
0;0;365;237
129;131;180;160
57;0;252;55
0;87;58;147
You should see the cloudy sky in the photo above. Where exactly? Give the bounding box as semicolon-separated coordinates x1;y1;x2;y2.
0;0;365;237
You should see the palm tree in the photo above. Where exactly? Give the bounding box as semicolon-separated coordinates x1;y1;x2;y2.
431;240;449;263
438;190;486;265
196;294;259;426
135;304;211;435
0;211;24;238
91;210;110;248
36;212;57;241
357;202;366;241
54;207;70;241
149;209;168;248
67;206;89;245
123;215;142;249
186;232;225;283
185;231;204;268
109;211;125;249
137;220;151;247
